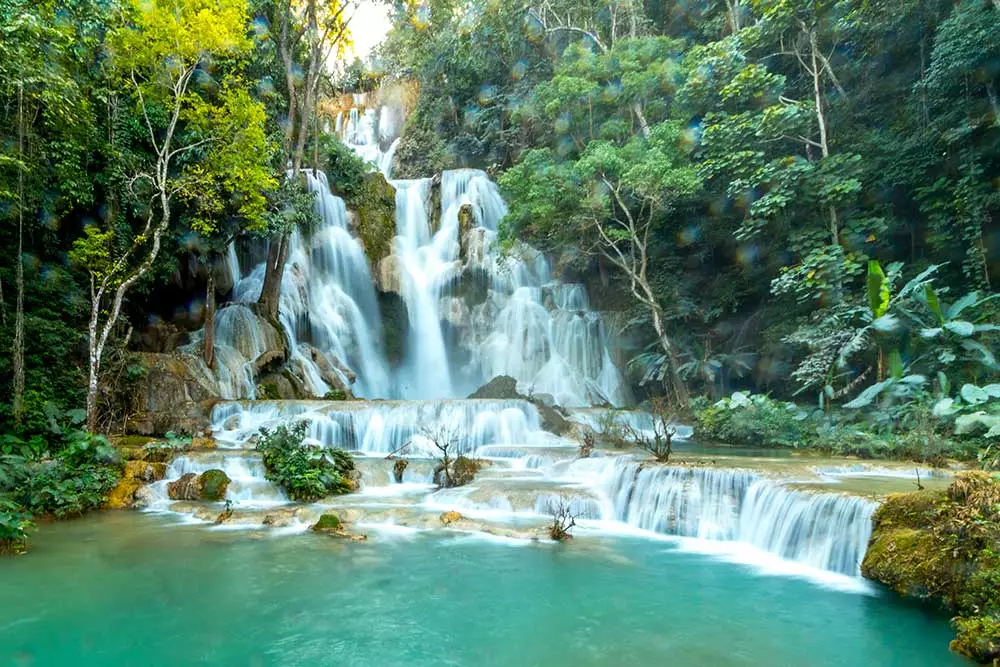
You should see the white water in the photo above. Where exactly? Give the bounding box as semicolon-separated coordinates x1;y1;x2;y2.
145;398;877;581
214;170;391;399
386;167;629;405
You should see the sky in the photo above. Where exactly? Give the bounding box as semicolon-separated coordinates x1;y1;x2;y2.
345;1;393;61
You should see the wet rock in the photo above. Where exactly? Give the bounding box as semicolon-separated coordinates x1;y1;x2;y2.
440;296;470;328
199;469;230;501
433;456;486;488
377;253;402;295
124;460;167;483
311;514;342;533
440;511;463;525
133;485;154;509
461;227;489;267
393;458;408;483
468;375;573;435
352;172;397;265
105;479;142;510
862;473;1000;663
262;513;294;528
127;352;219;436
310;513;365;540
167;469;231;501
167;473;200;501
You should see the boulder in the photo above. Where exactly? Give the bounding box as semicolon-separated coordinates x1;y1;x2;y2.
128;352;220;436
351;172;397;265
167;473;200;501
199;469;231;501
166;469;231;501
377;253;402;295
392;458;408;483
439;510;463;525
105;478;142;510
468;375;574;436
311;513;342;533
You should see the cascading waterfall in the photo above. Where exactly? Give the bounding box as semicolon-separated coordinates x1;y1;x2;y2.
385;167;629;406
391;178;456;397
210;398;566;456
593;457;875;576
214;170;391;399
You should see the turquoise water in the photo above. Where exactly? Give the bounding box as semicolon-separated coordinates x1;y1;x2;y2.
0;513;966;666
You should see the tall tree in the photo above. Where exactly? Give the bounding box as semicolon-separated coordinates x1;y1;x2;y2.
257;0;356;320
71;0;259;431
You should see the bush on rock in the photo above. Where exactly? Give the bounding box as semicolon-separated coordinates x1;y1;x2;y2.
255;421;356;502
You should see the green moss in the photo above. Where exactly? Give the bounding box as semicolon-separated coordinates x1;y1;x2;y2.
863;473;1000;663
257;382;280;400
951;616;1000;663
198;469;231;501
111;435;156;449
323;389;349;401
311;513;342;532
351;173;396;264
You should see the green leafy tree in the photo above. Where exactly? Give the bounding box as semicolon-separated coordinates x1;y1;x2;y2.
70;0;258;431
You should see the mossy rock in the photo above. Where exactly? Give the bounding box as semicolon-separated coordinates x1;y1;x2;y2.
111;435;156;449
351;173;396;265
105;478;143;510
311;513;342;532
951;616;1000;663
862;473;1000;664
123;460;167;483
198;469;231;501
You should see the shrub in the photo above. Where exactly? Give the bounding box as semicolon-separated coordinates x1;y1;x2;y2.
0;498;33;555
694;392;812;448
0;432;122;518
255;422;356;502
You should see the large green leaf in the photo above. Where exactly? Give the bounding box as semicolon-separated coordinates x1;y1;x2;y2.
924;284;945;324
866;260;890;318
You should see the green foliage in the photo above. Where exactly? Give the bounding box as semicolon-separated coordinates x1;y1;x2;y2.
0;431;122;520
321;134;369;204
255;421;356;502
0;497;34;555
863;473;1000;662
694;391;811;447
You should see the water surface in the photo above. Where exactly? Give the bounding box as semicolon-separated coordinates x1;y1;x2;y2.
0;513;965;666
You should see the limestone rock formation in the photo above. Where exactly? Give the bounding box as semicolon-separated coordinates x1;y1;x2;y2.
352;172;397;265
128;352;220;436
166;470;231;502
862;472;1000;664
469;375;573;435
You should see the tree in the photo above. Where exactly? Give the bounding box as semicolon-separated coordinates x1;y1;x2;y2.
180;86;277;367
71;0;256;431
0;2;84;424
257;0;357;320
502;122;700;406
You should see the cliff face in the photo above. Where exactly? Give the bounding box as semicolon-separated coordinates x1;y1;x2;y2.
862;472;1000;663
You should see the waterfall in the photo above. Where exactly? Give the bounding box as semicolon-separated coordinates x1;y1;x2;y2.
215;170;391;399
210;398;567;456
594;458;875;576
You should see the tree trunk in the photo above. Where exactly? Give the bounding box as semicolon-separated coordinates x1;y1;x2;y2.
204;261;216;368
258;234;288;321
86;295;101;433
12;80;25;424
647;298;689;408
